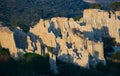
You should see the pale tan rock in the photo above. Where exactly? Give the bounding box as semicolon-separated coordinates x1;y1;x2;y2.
27;36;34;51
94;41;104;60
0;27;17;57
83;9;120;43
30;19;56;48
35;40;41;54
2;9;116;68
74;51;89;68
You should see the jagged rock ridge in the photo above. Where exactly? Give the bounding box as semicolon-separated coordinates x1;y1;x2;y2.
1;9;120;71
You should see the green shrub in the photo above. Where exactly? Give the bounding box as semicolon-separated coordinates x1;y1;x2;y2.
22;53;50;74
47;46;54;53
89;3;102;9
104;46;114;54
73;16;82;21
110;2;120;11
57;63;105;76
112;51;120;60
44;53;50;60
95;62;108;73
58;63;79;76
0;49;19;76
0;48;10;62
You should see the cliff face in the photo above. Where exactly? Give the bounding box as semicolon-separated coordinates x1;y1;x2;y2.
83;9;120;42
2;9;120;68
29;17;106;67
0;27;17;57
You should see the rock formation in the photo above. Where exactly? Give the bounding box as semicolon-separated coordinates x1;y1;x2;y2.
83;9;120;42
0;27;17;57
1;9;120;69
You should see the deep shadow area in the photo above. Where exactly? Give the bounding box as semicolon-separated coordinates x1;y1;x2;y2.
13;28;28;51
72;28;84;39
28;32;46;55
48;21;62;38
1;47;120;76
0;48;50;76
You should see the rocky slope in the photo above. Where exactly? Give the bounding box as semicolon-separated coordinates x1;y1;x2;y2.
1;9;120;71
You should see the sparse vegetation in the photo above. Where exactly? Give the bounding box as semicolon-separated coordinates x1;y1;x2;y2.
0;48;120;76
111;51;120;60
89;3;102;9
73;16;82;21
0;49;50;76
0;48;10;62
47;46;54;54
95;62;108;73
0;0;89;32
110;2;120;11
104;46;114;55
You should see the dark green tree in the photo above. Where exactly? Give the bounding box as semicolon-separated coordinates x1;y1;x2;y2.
22;53;50;74
110;2;120;11
0;48;10;62
89;3;102;9
112;51;120;60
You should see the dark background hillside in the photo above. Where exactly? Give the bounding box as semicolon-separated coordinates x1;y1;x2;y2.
0;0;89;28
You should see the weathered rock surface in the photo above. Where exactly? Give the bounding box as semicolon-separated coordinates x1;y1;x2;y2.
1;9;120;69
83;9;120;42
0;27;17;57
29;16;106;68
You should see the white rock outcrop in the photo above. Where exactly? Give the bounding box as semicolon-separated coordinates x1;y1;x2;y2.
1;9;120;69
0;27;17;57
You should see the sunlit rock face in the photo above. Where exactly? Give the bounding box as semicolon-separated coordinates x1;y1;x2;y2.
2;9;120;68
0;27;17;57
83;9;120;43
30;16;106;68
